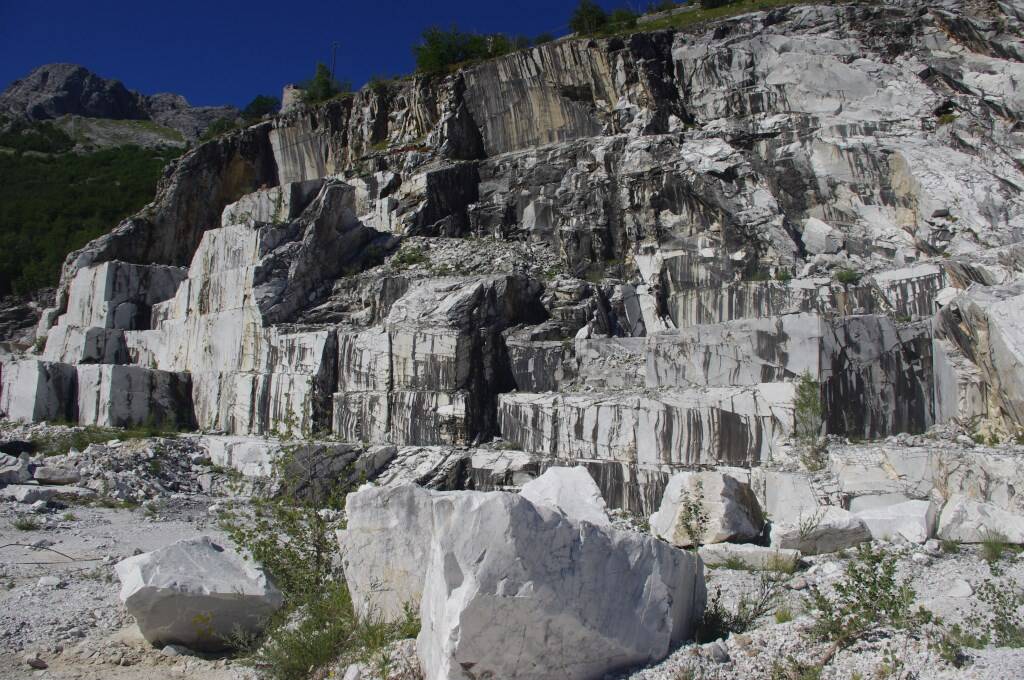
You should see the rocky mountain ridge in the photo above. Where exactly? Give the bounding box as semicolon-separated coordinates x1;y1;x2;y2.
0;63;238;142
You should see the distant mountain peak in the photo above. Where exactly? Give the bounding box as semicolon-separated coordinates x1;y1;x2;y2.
0;63;238;141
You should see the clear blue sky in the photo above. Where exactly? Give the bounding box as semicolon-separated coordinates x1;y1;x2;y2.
0;0;645;109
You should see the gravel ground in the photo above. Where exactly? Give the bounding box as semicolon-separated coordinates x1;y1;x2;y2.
1;423;1022;680
0;496;249;679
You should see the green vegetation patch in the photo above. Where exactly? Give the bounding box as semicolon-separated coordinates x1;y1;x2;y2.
0;144;180;294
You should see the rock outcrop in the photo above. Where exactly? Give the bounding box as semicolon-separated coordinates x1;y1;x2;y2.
3;0;1024;542
0;63;238;142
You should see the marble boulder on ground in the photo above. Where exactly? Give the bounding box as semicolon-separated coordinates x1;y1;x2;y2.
340;484;706;680
114;536;284;651
650;470;763;547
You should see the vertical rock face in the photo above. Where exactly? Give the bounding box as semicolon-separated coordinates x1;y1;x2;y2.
6;0;1024;519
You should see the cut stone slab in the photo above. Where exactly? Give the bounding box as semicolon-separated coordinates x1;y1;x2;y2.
855;499;936;543
0;359;78;423
698;544;801;571
0;484;95;503
32;465;81;486
650;471;763;547
770;506;871;555
519;466;609;527
114;536;283;651
937;495;1024;544
77;364;194;429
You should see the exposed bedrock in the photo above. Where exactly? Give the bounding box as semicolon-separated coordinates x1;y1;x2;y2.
5;0;1024;544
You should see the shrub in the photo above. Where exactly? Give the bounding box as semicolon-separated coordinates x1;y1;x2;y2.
391;246;428;270
674;479;709;549
700;0;738;8
298;63;351;105
199;117;240;141
775;605;794;624
698;572;783;642
647;0;678;12
413;26;503;75
0;144;180;295
241;95;281;122
570;0;608;34
834;268;862;285
806;544;921;665
0;119;75;154
980;530;1015;564
11;516;41;531
534;32;555;45
794;371;823;443
940;538;961;555
223;454;420;678
609;8;640;30
775;268;793;283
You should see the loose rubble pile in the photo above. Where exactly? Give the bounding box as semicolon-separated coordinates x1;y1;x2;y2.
1;0;1024;678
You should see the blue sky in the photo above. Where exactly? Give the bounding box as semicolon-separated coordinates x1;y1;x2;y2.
0;0;646;109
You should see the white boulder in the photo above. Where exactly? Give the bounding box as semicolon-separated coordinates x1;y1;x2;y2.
855;499;936;543
801;217;844;255
114;536;283;651
770;506;871;555
937;495;1024;544
418;490;705;680
340;485;705;680
519;466;609;526
0;454;31;485
650;471;763;547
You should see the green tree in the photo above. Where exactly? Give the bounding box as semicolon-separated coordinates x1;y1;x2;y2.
241;94;280;122
199;116;239;141
570;0;608;34
413;26;515;75
609;7;639;29
299;63;349;105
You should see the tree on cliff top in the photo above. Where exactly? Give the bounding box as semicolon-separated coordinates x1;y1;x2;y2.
298;63;350;105
570;0;608;34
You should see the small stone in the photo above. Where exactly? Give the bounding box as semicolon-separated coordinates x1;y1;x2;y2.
948;579;973;598
788;576;809;590
708;640;730;663
924;538;942;556
37;576;60;588
24;653;47;669
911;552;931;566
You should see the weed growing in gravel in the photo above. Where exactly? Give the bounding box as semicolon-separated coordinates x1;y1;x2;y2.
940;538;961;555
222;452;419;679
980;530;1020;563
775;605;794;624
30;420;181;457
61;512;76;521
11;516;41;531
949;562;1024;649
805;544;926;668
698;571;784;642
